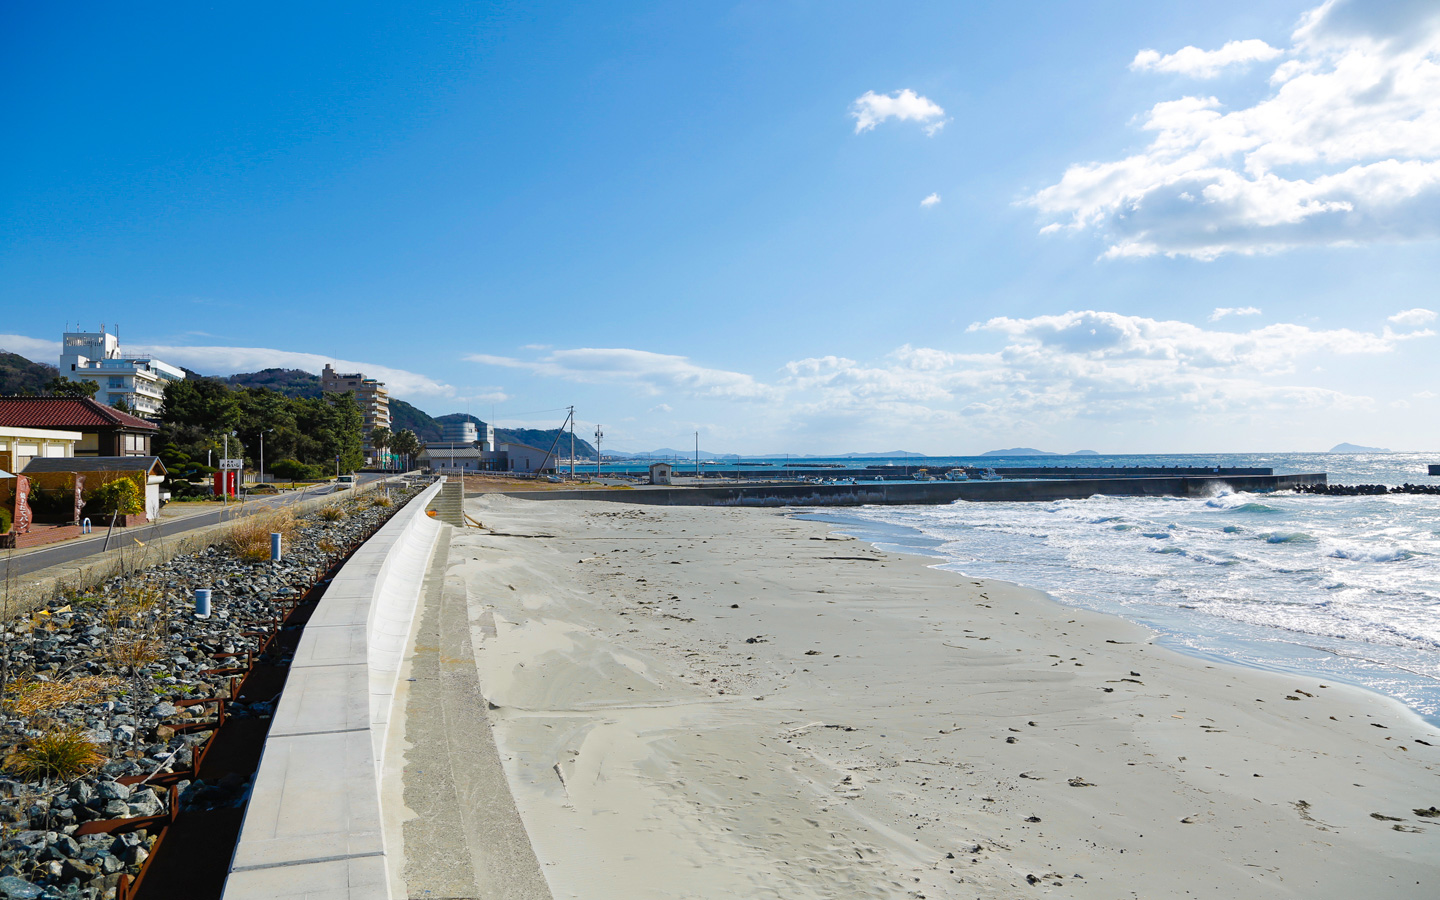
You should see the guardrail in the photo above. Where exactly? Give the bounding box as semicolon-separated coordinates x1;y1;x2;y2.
221;478;445;900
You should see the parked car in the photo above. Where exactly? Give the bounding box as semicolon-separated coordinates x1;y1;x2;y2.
335;474;355;489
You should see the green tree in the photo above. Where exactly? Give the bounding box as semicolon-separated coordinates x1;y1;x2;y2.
390;429;420;471
369;426;391;469
44;377;98;398
155;377;244;491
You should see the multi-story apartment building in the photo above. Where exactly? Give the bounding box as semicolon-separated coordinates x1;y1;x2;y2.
59;328;185;418
320;364;391;464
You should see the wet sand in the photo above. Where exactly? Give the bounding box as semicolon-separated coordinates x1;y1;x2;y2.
443;496;1440;899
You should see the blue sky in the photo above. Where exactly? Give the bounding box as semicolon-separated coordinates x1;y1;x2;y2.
3;0;1438;454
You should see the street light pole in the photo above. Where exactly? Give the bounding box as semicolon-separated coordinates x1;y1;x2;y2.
259;427;273;486
594;425;603;481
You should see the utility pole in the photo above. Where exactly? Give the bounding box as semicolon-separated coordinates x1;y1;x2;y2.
695;431;699;477
569;406;575;479
594;425;603;481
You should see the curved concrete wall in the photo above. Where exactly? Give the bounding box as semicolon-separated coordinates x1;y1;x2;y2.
222;478;444;900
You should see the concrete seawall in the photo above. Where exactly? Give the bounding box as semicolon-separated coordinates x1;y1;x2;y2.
507;473;1326;507
222;478;445;900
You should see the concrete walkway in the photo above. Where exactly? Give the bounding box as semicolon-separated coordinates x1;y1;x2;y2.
397;526;551;900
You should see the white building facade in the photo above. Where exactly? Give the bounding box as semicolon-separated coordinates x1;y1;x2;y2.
59;329;185;418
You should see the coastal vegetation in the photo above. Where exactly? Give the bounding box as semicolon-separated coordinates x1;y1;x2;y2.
156;376;364;486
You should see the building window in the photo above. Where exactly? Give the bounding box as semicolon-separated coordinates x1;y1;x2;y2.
109;378;124;389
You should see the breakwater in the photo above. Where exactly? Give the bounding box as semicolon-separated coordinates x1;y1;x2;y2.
510;472;1325;507
1294;482;1440;496
668;464;1273;481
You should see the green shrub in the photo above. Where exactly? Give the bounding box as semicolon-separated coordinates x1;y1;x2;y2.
272;458;323;481
0;507;10;534
86;478;143;516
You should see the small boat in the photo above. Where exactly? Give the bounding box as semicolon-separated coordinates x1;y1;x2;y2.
943;470;969;482
977;467;1003;481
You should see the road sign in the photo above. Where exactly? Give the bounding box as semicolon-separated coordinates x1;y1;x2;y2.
220;458;244;470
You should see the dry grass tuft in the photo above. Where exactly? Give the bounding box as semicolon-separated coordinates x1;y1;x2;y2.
6;676;124;718
5;728;107;782
317;505;346;522
369;494;393;508
100;585;163;631
103;639;162;672
225;509;299;561
317;538;339;554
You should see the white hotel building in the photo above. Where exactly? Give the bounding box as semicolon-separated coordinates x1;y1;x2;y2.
59;329;185;418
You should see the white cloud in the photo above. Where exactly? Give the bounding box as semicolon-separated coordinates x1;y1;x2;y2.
1;333;454;400
0;334;62;364
1130;39;1284;78
1210;306;1262;320
920;192;942;207
1030;0;1440;259
469;311;1430;452
132;344;455;399
850;89;947;135
468;348;774;400
1388;307;1437;326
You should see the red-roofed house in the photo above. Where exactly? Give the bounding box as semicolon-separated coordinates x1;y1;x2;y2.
0;397;160;457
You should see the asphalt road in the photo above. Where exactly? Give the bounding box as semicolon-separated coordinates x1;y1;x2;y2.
2;473;393;579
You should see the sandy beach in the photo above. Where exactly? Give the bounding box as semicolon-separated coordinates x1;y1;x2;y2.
433;495;1440;899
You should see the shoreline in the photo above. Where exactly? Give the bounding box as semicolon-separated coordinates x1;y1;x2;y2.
443;496;1440;898
800;501;1440;725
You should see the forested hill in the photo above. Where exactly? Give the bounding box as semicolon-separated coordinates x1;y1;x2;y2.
0;351;58;394
388;398;443;441
226;368;322;398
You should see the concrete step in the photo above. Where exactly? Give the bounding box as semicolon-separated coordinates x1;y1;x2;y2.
434;479;465;526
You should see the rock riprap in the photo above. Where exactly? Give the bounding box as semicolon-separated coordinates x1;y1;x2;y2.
0;484;425;899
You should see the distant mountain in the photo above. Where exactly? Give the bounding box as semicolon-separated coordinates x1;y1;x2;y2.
630;448;739;460
1069;449;1100;456
433;413;598;458
0;350;58;395
226;368;322;398
391;399;444;442
832;450;926;458
981;447;1060;456
501;427;597;458
1329;442;1391;453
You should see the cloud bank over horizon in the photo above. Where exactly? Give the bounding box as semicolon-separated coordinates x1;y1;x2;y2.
463;307;1437;452
1031;0;1440;260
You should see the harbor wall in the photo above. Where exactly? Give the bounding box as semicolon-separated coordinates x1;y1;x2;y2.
508;473;1326;508
663;465;1272;481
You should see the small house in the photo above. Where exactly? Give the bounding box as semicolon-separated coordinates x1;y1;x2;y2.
649;462;673;485
22;456;168;522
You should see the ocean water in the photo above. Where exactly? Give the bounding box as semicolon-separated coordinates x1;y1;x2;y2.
800;452;1440;724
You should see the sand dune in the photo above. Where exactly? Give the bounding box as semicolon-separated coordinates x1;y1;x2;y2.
443;496;1439;898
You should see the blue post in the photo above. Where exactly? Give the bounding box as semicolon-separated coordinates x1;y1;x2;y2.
271;532;282;562
81;518;91;534
194;588;211;618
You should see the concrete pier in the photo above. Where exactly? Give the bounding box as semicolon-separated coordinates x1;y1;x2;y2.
508;472;1326;508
